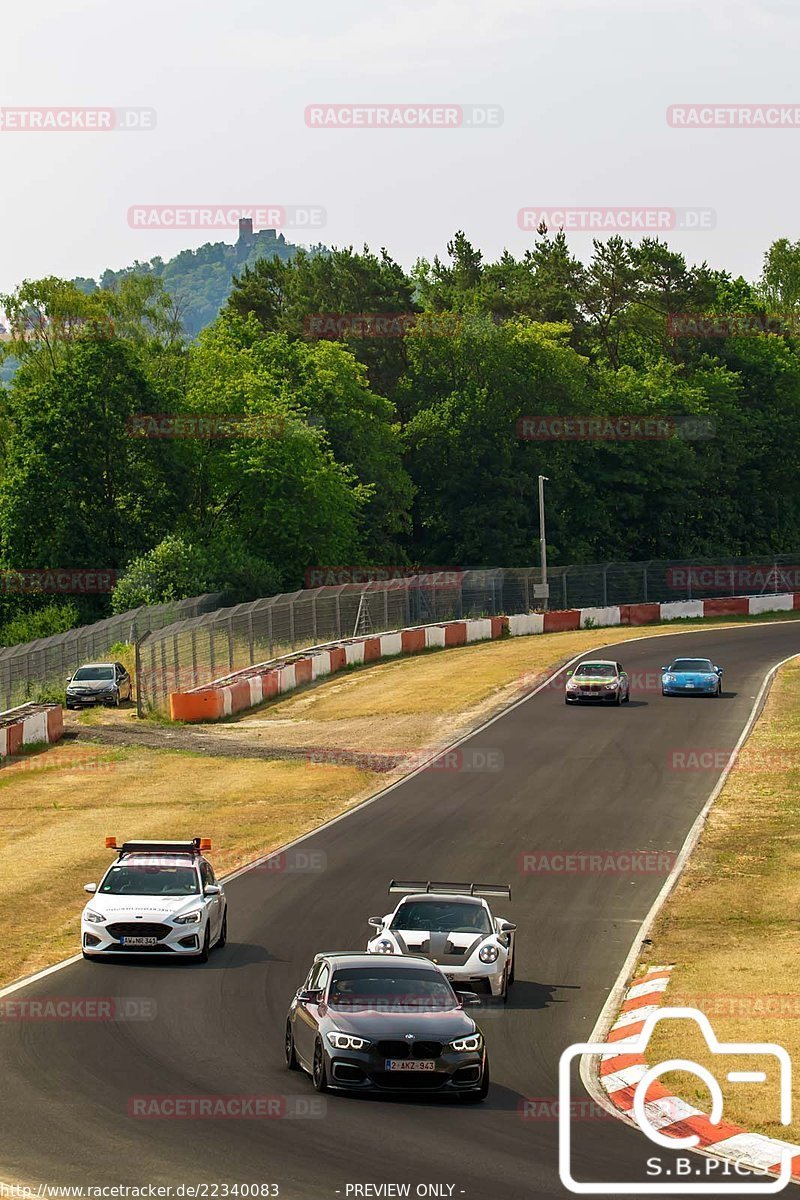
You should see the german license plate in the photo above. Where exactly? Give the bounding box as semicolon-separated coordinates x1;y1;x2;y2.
385;1060;435;1071
121;936;159;946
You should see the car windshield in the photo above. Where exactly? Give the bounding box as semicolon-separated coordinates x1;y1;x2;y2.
574;663;616;677
100;862;200;896
390;900;491;933
72;666;114;681
670;659;714;672
328;966;457;1009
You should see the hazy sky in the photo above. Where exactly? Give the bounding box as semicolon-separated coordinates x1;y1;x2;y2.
2;0;798;295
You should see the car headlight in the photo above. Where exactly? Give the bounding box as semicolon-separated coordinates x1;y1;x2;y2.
174;910;203;925
478;943;500;964
663;673;676;683
566;679;579;690
450;1032;483;1052
326;1031;370;1050
84;909;106;924
603;682;617;690
374;938;395;954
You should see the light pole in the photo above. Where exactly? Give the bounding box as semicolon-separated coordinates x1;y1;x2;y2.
538;474;549;611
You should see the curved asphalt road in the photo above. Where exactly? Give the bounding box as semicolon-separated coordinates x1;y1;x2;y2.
2;623;799;1199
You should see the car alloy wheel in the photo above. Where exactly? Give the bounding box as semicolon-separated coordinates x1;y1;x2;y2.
197;924;210;964
285;1020;300;1071
312;1039;328;1092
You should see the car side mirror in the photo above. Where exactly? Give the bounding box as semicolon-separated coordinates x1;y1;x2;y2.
499;920;517;932
565;668;574;677
455;990;482;1008
715;666;723;674
66;677;73;685
296;988;323;1004
84;883;97;893
661;666;668;672
204;884;221;896
368;916;384;929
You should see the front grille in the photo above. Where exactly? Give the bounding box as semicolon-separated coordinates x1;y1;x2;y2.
106;922;171;941
370;1072;445;1090
376;1040;443;1060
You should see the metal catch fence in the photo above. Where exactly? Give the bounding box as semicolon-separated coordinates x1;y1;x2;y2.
135;554;800;714
0;593;224;711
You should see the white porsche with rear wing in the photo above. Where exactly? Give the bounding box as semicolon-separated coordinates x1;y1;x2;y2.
366;881;516;1001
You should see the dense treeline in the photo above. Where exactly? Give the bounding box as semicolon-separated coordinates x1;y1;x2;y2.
0;229;799;634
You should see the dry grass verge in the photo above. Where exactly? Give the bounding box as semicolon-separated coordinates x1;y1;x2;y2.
636;657;800;1140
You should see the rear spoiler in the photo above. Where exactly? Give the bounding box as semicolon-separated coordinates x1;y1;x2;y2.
389;880;511;900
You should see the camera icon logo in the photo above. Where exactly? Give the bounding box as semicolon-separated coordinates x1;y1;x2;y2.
559;1006;793;1194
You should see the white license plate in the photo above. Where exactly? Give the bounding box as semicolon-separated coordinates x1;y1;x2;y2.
685;683;695;688
121;936;159;946
385;1060;436;1071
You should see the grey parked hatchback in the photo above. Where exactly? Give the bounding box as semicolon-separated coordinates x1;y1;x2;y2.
66;662;132;709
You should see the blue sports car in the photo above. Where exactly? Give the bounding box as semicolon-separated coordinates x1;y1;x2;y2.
661;657;723;697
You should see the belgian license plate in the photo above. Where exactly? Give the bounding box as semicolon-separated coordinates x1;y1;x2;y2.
385;1060;436;1071
121;936;159;946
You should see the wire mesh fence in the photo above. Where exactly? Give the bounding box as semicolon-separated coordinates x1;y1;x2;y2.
0;593;224;711
136;553;800;714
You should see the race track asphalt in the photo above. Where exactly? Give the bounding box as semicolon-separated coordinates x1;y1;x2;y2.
2;622;798;1199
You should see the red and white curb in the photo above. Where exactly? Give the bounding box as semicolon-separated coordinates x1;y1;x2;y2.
600;966;800;1179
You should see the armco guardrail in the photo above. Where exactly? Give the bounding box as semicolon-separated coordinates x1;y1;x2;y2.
0;592;224;711
165;590;800;723
136;556;800;714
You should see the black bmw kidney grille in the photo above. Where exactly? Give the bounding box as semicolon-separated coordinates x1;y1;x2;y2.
106;922;171;940
376;1040;443;1059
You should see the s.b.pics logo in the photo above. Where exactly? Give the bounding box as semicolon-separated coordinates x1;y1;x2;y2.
559;1007;794;1193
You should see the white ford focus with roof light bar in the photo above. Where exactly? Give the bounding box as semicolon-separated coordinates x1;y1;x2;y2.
81;837;227;962
366;881;516;1001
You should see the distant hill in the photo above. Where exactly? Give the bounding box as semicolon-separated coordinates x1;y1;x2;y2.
0;228;327;382
89;227;325;336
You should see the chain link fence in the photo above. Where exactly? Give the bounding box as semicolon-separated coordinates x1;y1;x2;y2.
136;554;800;714
0;593;224;711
